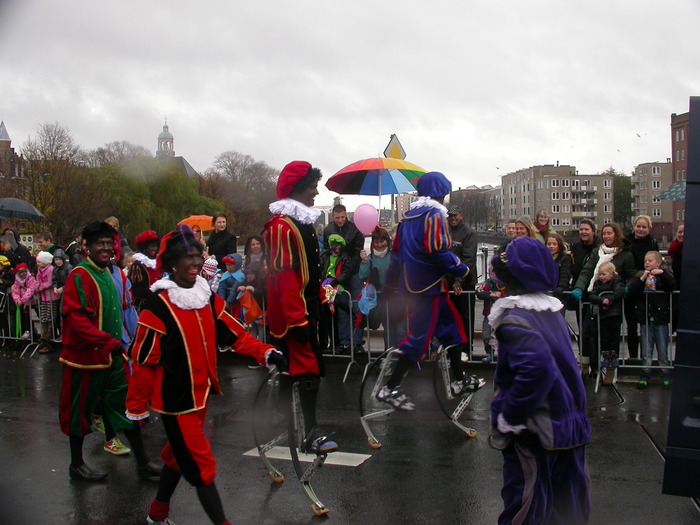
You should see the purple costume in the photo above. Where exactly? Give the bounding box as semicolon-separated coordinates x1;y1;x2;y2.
385;172;469;361
488;237;591;525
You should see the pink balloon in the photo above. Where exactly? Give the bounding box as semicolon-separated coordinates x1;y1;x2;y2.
354;204;379;236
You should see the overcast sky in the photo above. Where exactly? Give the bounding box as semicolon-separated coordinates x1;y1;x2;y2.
1;1;698;209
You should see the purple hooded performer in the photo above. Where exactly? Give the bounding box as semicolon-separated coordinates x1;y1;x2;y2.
488;236;591;525
381;171;485;410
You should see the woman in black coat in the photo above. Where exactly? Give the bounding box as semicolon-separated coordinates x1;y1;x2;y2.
205;213;237;271
624;215;660;358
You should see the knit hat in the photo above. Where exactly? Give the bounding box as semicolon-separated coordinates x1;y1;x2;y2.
276;160;312;199
416;171;452;198
36;251;54;266
222;253;243;269
53;248;66;260
491;236;558;293
328;234;346;246
202;256;218;275
12;263;28;274
0;255;10;267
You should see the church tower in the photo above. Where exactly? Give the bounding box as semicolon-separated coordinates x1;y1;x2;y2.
156;120;175;158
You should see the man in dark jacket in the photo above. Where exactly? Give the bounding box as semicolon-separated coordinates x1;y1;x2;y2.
322;204;364;275
447;205;477;346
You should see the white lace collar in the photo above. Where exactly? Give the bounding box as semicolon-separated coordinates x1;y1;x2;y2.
269;198;322;225
487;293;563;330
133;252;157;270
410;196;448;220
150;275;211;310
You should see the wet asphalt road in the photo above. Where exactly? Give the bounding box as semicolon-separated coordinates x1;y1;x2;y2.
1;340;699;525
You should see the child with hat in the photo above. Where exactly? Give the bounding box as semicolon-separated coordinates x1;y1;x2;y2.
35;251;60;352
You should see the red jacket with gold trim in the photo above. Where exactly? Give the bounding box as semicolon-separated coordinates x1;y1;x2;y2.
126;277;274;417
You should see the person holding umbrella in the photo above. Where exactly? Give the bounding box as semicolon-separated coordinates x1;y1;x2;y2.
381;171;485;410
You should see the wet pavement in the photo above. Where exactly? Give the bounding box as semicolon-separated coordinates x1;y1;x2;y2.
1;338;700;525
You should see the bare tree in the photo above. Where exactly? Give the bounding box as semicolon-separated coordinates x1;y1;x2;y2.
21;122;82;165
85;140;152;167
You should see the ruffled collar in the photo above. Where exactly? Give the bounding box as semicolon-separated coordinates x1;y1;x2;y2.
133;252;157;269
410;196;448;220
269;198;321;225
150;275;211;310
487;293;563;330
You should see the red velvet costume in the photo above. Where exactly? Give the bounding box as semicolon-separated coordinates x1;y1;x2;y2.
126;276;274;485
264;213;322;377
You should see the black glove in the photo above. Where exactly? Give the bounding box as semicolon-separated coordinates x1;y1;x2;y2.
111;343;125;357
291;325;310;344
266;350;288;371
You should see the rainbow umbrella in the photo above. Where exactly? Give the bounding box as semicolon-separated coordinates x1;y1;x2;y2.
326;158;426;199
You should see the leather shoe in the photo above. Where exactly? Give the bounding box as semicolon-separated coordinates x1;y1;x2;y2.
138;461;162;480
69;463;107;481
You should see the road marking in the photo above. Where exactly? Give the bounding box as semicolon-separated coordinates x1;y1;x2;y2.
243;447;371;467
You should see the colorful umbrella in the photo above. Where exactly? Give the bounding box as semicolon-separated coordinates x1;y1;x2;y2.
658;181;686;202
177;215;214;231
325;158;426;196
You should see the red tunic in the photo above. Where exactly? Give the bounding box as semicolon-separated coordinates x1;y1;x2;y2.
126;286;273;417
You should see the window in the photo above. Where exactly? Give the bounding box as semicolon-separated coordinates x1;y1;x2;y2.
676;150;680;161
653;208;661;218
652;180;661;189
641;195;648;204
677;170;681;181
563;205;570;213
653;194;661;203
604;192;611;201
682;150;685;161
551;179;560;187
676;130;680;142
683;170;686;180
681;129;685;141
551;192;560;200
562;217;571;226
604;179;611;188
604;217;612;224
572;179;580;189
552;205;560;213
562;192;570;200
562;179;570;187
551;218;560;226
652;166;661;176
604;205;611;213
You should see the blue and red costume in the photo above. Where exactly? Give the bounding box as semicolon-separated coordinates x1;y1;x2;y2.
386;196;469;361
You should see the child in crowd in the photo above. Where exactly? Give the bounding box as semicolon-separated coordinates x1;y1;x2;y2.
52;249;72;341
629;251;675;389
319;234;353;352
35;251;60;352
217;253;245;308
545;233;572;310
587;261;625;383
10;263;36;341
0;256;14;344
475;276;505;363
201;256;221;292
122;251;134;275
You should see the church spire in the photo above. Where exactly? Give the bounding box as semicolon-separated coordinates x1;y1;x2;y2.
156;119;174;158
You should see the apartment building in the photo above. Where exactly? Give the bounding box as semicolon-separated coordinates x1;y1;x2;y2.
501;164;614;236
631;161;675;243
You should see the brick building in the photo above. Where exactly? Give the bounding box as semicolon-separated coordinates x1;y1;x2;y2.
670;111;688;234
631;161;674;244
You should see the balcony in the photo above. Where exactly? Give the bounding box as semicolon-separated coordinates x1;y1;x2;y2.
571;186;598;193
572;211;598;218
